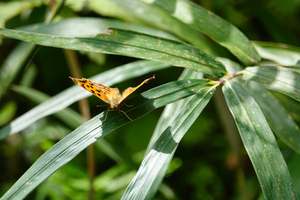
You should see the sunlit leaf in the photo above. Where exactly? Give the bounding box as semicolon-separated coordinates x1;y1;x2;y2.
253;42;300;66
223;81;297;199
110;0;260;65
243;66;300;102
122;83;215;199
242;82;300;153
0;27;226;77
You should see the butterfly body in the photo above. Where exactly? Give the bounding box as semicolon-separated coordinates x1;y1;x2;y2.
70;75;155;112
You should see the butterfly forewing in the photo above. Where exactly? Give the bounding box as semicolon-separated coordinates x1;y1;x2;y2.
70;77;112;105
118;75;156;106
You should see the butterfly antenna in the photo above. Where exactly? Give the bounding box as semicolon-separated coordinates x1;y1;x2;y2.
119;110;133;121
97;104;109;108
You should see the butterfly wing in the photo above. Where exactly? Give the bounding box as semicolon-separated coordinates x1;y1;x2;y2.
118;75;155;108
69;76;120;107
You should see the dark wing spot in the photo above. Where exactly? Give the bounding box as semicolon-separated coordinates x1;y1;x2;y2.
96;89;101;92
91;90;95;94
86;85;90;88
81;84;86;88
89;82;94;85
79;80;87;83
97;93;101;96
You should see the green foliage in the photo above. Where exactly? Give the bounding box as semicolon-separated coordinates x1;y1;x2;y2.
1;0;300;199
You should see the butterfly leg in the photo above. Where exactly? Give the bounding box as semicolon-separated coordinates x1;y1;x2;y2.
118;110;133;121
102;108;112;122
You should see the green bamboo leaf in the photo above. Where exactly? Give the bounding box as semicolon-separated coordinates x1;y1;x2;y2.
0;60;170;140
108;0;216;54
143;69;203;197
111;0;260;65
0;79;209;200
122;84;215;200
243;66;300;102
0;42;35;97
219;59;300;153
275;93;300;123
242;82;300;153
0;27;226;77
0;1;42;27
0;101;17;126
11;85;85;129
253;42;300;66
146;69;202;153
18;17;178;39
223;81;297;199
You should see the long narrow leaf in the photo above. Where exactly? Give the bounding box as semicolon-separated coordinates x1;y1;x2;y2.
253;42;300;66
0;60;170;139
0;42;35;97
143;69;203;197
243;82;300;153
146;69;203;153
108;0;215;54
223;81;297;199
140;0;260;65
11;85;84;129
122;84;215;199
113;0;260;65
0;27;226;77
18;17;178;39
243;66;300;102
0;79;209;200
219;58;300;153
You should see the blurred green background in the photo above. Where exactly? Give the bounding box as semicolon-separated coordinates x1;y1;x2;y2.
0;0;300;199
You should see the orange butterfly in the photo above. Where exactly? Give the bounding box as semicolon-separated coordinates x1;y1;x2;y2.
70;75;155;121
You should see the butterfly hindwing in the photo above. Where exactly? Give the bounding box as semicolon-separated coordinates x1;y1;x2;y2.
92;82;121;107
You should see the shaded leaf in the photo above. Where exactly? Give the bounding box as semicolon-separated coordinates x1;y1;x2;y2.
0;1;42;27
0;42;35;97
223;81;297;199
